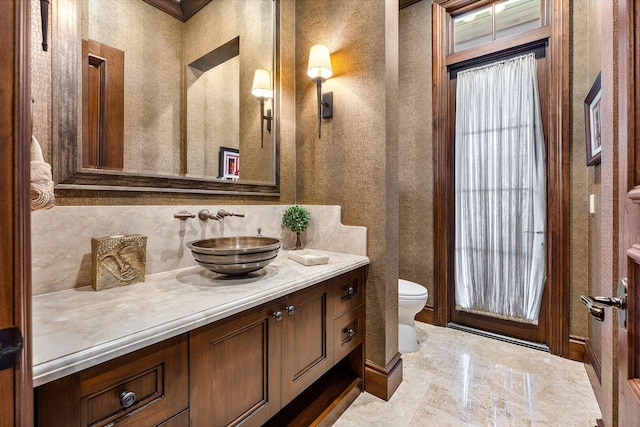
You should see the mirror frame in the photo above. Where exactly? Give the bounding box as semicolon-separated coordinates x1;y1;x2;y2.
52;0;280;195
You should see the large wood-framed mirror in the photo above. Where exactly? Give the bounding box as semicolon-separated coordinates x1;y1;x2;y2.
48;0;280;195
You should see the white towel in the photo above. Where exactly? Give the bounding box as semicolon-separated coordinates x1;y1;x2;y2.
30;135;55;211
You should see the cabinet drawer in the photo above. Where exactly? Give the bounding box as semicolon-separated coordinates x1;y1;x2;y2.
157;409;189;427
333;268;364;318
36;335;189;427
334;305;365;362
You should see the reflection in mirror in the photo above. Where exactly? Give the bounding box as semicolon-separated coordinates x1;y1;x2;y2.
187;38;240;179
82;0;274;182
39;0;279;195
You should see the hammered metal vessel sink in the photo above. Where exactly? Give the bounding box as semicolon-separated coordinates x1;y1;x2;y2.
187;236;282;275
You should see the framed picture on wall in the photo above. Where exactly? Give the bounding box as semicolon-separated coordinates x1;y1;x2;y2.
584;73;602;166
219;147;240;180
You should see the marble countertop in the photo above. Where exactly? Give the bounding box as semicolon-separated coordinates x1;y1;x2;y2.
32;250;369;387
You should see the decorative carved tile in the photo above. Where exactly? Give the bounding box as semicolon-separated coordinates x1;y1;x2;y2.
91;234;147;291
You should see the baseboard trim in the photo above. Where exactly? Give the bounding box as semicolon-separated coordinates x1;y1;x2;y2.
568;335;586;362
364;353;403;401
415;306;435;324
585;338;602;383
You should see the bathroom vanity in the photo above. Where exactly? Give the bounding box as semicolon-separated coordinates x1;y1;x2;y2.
33;251;368;426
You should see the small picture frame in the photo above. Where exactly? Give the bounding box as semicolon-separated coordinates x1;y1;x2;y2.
219;147;239;180
584;73;602;166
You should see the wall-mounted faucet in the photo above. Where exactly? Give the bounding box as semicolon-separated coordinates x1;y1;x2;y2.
198;209;245;221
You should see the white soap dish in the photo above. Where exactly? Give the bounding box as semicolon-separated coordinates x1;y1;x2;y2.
288;250;330;266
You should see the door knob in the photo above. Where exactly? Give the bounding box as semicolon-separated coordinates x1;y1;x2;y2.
580;278;627;323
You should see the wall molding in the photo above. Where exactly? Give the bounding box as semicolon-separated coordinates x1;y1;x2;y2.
364;353;403;401
585;338;602;384
568;335;586;362
415;306;435;324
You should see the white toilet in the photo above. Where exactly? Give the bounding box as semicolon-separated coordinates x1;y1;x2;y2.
398;279;429;352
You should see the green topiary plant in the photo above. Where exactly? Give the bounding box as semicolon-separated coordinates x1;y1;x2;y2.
282;205;310;250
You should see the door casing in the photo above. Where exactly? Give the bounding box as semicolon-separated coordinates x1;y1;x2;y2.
0;0;33;425
432;0;570;356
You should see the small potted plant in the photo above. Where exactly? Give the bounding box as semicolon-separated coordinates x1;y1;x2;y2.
282;205;310;250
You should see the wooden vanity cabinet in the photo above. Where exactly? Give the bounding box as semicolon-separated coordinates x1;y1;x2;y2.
35;335;189;427
35;267;367;427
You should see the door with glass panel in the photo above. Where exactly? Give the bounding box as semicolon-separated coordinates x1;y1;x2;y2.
449;49;549;345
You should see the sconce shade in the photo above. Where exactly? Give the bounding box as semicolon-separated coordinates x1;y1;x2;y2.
307;44;333;80
251;68;273;98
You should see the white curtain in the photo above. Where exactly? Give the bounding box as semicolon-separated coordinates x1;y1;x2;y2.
454;53;546;324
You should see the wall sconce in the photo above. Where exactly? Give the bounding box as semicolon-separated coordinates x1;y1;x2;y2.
251;68;273;148
40;0;50;51
307;44;333;139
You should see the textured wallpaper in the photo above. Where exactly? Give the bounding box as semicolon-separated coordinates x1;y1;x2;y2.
570;0;602;340
399;1;434;307
295;0;399;368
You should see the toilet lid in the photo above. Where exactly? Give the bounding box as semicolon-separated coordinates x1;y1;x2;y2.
398;279;428;298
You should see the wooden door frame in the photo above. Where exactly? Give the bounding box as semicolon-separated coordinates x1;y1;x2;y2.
432;0;570;357
617;0;640;423
0;0;32;425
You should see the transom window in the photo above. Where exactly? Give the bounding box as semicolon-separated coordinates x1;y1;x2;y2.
453;0;543;52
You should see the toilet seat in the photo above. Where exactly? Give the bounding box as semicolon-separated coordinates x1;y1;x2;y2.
399;279;428;300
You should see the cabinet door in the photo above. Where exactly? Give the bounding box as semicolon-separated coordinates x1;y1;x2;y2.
189;304;282;427
281;283;334;405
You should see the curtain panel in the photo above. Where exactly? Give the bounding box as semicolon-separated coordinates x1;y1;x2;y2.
454;53;546;324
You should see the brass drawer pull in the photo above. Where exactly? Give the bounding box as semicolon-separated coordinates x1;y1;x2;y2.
120;390;137;409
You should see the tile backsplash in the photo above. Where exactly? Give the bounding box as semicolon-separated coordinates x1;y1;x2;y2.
31;205;367;295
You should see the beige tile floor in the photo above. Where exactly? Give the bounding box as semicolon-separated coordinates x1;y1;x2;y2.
334;322;601;427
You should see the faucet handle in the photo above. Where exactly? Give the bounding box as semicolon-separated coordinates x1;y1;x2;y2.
217;209;245;218
174;210;195;220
